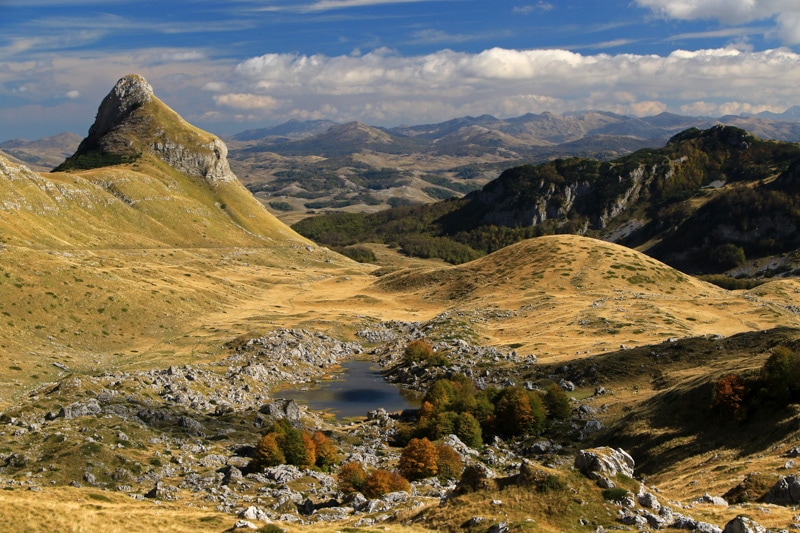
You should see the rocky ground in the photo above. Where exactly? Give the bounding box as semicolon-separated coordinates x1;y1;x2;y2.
0;324;797;532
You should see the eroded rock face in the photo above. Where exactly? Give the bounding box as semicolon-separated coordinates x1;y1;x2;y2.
150;137;236;184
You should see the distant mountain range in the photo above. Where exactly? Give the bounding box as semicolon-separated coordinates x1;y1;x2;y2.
6;109;800;221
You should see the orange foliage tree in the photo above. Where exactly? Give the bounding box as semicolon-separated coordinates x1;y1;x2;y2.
363;469;410;498
713;374;746;414
399;437;439;481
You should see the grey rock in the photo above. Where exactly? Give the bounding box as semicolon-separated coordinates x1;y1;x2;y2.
59;398;101;419
722;516;767;533
574;447;635;480
232;520;257;530
638;490;661;511
694;493;729;506
762;475;800;505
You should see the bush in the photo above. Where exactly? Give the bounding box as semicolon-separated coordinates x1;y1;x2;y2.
363;469;410;498
253;433;285;469
544;382;572;420
536;474;568;494
602;487;630;502
399;438;439;481
713;374;746;414
337;462;367;494
336;245;377;263
435;444;464;481
404;339;434;364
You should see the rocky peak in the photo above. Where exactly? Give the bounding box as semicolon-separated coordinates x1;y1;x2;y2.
60;74;236;185
87;74;154;142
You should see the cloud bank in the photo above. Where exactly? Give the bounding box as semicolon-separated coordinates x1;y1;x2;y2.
204;46;800;126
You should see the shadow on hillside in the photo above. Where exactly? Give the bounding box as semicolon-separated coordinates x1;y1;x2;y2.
604;373;800;476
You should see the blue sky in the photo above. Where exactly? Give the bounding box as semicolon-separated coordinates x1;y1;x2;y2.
2;0;800;140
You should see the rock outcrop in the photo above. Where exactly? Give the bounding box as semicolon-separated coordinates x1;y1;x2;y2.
60;74;237;185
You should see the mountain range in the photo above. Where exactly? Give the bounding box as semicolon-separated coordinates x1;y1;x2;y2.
8;107;800;223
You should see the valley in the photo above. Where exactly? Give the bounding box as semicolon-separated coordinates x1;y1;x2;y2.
1;75;800;532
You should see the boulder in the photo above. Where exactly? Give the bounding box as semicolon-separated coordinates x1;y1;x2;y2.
574;447;634;480
722;516;767;533
58;398;101;419
761;474;800;505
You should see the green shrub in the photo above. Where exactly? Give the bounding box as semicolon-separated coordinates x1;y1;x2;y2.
602;487;630;501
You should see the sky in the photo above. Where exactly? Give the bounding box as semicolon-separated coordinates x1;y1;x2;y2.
2;0;800;141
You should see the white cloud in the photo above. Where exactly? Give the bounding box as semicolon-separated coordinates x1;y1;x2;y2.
637;0;800;44
220;46;800;125
64;90;80;99
213;93;280;110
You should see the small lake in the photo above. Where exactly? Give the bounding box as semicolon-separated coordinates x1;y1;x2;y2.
277;360;419;419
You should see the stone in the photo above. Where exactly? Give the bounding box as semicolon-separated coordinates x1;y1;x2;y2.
59;399;101;419
574;447;635;480
722;516;767;533
694;493;729;506
238;506;271;522
762;475;800;505
232;520;257;530
638;489;661;511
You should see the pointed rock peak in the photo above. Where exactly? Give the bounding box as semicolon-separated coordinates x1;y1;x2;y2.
88;74;154;141
57;74;236;185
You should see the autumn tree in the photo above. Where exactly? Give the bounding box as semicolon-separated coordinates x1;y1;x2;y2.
312;431;338;470
399;437;439;481
337;462;367;494
252;433;285;470
713;374;746;414
494;386;545;437
363;469;410;498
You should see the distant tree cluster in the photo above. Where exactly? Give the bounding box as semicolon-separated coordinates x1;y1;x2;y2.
397;373;572;448
252;419;338;471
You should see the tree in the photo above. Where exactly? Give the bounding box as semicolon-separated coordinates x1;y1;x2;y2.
760;346;800;404
713;374;746;414
436;444;464;482
312;431;338;470
494;386;546;437
363;469;410;498
404;339;434;364
399;437;439;481
544;382;572;420
337;462;367;494
454;412;483;448
252;433;285;470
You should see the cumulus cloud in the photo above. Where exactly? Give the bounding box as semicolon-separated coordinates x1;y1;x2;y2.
64;90;80;99
215;46;800;125
637;0;800;44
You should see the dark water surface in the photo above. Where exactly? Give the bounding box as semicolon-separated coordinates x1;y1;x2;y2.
278;360;419;419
